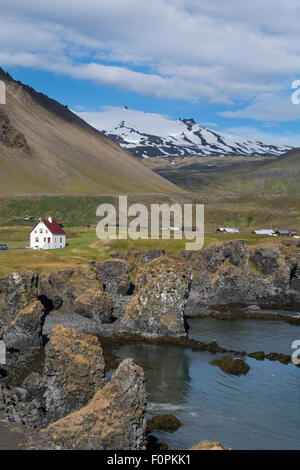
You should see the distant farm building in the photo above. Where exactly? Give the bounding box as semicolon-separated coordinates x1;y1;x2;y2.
252;229;275;236
216;227;239;233
30;217;66;250
275;230;297;237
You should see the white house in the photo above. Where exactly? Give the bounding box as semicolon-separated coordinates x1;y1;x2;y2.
30;217;66;250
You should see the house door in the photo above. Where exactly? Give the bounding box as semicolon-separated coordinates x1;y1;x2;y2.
48;238;51;244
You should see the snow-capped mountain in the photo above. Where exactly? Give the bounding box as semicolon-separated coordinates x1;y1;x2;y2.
78;107;292;158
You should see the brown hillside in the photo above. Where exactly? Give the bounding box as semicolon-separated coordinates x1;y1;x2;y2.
0;68;181;196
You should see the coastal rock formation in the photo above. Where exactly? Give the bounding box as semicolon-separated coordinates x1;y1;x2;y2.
96;259;133;318
183;240;300;315
44;359;147;450
122;258;192;337
211;356;250;375
3;300;45;349
190;441;231;450
146;414;182;432
39;267;113;324
0;382;46;428
0;272;39;334
43;325;105;422
249;246;281;276
0;268;114;345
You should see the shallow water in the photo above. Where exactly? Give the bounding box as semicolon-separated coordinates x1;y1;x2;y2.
111;317;300;450
189;317;299;355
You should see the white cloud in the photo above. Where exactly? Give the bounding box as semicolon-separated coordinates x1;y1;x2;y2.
0;0;300;111
220;93;300;122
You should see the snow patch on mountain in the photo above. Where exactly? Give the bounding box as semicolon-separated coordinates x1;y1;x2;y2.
77;107;292;158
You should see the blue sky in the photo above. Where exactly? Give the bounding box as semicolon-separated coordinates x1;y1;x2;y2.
1;0;300;146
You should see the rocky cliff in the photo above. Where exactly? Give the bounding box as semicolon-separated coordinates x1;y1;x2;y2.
0;241;299;347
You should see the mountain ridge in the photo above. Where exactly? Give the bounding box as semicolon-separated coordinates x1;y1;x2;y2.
78;107;292;158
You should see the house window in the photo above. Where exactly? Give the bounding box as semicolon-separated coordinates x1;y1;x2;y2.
35;238;39;242
40;229;43;234
60;238;63;242
44;238;46;243
34;230;37;234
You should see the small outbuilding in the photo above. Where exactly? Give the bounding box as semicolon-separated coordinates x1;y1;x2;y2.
252;229;275;236
275;230;297;237
216;227;239;233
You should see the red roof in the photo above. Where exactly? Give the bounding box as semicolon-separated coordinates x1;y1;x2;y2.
41;219;66;235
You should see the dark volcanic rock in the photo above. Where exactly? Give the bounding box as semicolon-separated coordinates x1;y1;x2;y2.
44;358;147;450
0;382;46;428
181;240;250;274
146;414;182;433
96;259;133;318
97;259;132;295
3;300;45;349
39;267;113;324
249;247;280;276
0;272;39;335
248;351;265;361
133;249;166;264
211;356;250;375
121;257;192;337
43;325;105;422
0;109;31;154
183;241;300;315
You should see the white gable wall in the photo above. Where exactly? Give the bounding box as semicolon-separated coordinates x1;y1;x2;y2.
30;221;66;250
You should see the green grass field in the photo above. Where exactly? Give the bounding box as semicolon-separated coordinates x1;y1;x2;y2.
0;224;296;278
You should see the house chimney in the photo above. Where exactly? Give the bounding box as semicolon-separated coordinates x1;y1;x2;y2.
48;217;52;223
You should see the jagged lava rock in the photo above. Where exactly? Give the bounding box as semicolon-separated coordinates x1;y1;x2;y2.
122;257;192;337
39;267;113;324
3;300;45;349
44;358;147;450
0;272;39;335
96;259;133;318
183;240;300;315
43;325;105;422
249;246;281;276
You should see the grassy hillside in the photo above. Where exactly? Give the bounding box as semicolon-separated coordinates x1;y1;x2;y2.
0;68;181;196
152;150;300;196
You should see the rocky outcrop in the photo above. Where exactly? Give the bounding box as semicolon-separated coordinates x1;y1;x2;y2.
211;356;250;375
43;359;147;450
3;300;45;349
0;272;39;335
146;414;182;432
43;325;105;422
182;240;250;274
0;267;115;346
0;382;46;428
249;246;281;276
190;441;231;450
122;258;192;337
96;259;133;318
39;267;113;324
183;240;300;315
0;110;31;154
